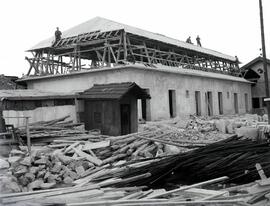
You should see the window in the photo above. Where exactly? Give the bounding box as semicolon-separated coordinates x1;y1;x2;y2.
227;92;230;99
234;93;239;113
169;90;176;118
218;92;223;115
186;90;190;98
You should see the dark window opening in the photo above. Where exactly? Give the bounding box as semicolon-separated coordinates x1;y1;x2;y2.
195;91;201;116
218;92;223;115
169;90;176;118
234;93;239;113
205;91;213;116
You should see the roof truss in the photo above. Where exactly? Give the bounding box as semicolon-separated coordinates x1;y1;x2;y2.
26;30;242;77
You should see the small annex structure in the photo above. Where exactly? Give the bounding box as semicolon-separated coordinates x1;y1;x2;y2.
25;17;241;77
242;56;270;114
79;82;150;136
0;89;77;127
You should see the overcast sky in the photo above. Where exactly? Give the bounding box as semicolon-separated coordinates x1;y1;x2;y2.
1;0;270;76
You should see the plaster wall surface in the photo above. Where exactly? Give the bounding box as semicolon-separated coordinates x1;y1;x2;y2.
3;105;76;127
25;66;252;120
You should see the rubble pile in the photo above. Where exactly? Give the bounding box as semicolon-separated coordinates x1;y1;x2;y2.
1;123;206;194
2;135;270;205
2;115;270;205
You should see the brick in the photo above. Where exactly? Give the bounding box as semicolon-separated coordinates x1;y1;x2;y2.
75;166;85;177
25;173;35;182
0;159;9;169
29;166;39;174
34;157;48;165
28;179;43;190
63;176;73;184
235;127;259;140
8;156;22;164
20;156;32;166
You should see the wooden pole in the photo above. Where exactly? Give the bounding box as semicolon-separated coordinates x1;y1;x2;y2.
259;0;270;124
148;176;229;199
123;30;127;61
25;117;31;155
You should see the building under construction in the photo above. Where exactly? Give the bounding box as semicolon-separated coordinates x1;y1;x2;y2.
19;17;252;123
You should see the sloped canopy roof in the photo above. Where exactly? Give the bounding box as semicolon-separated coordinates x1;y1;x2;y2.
30;17;236;62
79;82;150;100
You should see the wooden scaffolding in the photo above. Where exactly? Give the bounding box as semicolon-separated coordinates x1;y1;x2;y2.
26;29;241;77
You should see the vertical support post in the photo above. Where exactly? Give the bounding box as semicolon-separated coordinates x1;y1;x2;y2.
122;30;127;61
60;56;63;74
259;0;270;124
78;46;81;70
25;117;31;155
46;51;50;74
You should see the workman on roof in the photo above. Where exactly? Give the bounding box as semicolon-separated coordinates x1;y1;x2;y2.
196;35;202;47
186;36;192;44
55;27;62;42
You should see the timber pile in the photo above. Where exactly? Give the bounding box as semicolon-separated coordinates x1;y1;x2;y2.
16;116;105;145
3;135;270;205
118;136;270;187
1;176;252;205
1;126;206;193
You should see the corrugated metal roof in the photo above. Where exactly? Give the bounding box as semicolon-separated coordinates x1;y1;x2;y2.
79;82;150;100
0;89;76;100
30;17;236;62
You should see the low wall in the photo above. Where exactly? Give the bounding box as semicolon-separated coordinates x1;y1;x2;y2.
3;105;76;128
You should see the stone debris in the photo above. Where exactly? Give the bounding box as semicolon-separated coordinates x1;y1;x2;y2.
1;114;270;205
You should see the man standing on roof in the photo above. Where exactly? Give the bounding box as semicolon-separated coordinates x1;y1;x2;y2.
196;35;202;47
55;27;62;43
186;36;192;44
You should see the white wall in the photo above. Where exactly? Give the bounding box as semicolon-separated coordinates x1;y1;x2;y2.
25;66;252;120
3;105;76;127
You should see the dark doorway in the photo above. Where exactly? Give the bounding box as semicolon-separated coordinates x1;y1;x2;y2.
169;90;176;118
218;92;223;115
252;98;260;109
120;104;131;135
141;89;151;121
142;99;147;120
234;93;239;114
195;91;201;116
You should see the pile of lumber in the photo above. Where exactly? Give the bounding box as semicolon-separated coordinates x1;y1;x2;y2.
2;127;207;193
118;135;270;187
16;116;103;145
1;176;251;205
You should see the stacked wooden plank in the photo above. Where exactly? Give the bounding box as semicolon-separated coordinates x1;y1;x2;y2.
1;176;251;206
16;116;103;145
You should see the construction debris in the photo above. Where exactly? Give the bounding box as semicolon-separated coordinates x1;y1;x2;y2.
2;115;270;205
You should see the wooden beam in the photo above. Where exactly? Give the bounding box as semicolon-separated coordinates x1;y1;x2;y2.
122;30;128;60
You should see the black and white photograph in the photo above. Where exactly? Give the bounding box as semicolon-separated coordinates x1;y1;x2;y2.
1;0;270;205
